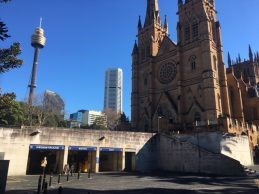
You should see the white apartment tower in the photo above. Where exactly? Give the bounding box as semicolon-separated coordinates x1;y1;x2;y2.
104;68;123;114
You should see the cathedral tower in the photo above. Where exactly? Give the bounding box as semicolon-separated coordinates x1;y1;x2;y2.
177;0;231;123
131;0;168;130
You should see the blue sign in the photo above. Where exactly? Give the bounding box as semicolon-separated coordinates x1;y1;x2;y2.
29;144;65;150
100;147;123;152
68;146;97;151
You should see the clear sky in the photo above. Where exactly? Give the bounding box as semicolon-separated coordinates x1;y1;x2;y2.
1;0;259;119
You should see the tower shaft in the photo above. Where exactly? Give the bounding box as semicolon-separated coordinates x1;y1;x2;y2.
28;47;40;105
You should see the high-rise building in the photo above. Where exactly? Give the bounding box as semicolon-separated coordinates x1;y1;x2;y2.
43;90;65;118
69;110;107;127
104;68;123;114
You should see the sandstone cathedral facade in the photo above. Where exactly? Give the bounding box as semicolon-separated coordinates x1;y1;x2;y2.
131;0;259;147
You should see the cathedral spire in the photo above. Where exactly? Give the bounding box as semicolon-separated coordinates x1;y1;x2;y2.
228;52;232;67
138;16;142;31
132;40;138;55
178;0;183;7
238;53;241;63
249;45;253;62
144;0;160;27
163;15;168;33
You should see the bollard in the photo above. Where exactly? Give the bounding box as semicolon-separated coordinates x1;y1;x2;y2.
49;175;52;187
77;171;80;180
43;181;48;194
58;174;61;184
42;173;46;190
88;168;91;179
58;186;63;194
37;175;42;194
66;173;69;181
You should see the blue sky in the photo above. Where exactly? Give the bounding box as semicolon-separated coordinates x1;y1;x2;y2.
1;0;259;119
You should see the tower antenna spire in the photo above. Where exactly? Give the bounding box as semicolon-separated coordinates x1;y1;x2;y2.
39;17;42;28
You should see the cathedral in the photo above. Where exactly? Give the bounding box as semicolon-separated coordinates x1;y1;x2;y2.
131;0;259;146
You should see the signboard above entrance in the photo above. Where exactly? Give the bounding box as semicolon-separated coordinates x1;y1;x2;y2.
100;147;123;152
68;146;97;151
29;144;65;150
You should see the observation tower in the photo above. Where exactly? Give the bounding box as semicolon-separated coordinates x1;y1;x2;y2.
28;18;46;105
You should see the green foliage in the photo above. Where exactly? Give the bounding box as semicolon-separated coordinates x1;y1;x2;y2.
58;120;68;128
0;21;10;41
119;112;129;123
20;101;66;127
116;112;131;131
81;124;91;129
0;42;23;73
103;109;120;130
0;0;23;73
91;116;107;130
0;92;24;125
0;0;12;3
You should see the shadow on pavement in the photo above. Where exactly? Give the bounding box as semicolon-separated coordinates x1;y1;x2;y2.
5;187;259;194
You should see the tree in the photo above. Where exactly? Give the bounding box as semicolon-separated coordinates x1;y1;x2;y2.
91;116;107;130
0;42;23;73
119;112;129;123
103;109;120;130
0;1;12;4
117;112;131;131
0;92;24;125
0;0;23;73
21;93;66;127
0;0;24;126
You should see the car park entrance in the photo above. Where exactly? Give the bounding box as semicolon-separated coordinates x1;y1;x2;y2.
99;147;123;172
26;144;65;175
68;146;96;173
125;152;136;171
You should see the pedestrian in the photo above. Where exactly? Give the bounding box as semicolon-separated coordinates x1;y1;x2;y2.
41;156;47;175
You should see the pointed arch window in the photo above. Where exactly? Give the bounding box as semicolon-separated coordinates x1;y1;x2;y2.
189;55;197;70
192;20;199;38
194;112;201;122
184;25;191;41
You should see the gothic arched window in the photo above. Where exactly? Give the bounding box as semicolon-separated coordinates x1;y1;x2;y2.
194;112;201;122
189;55;197;70
184;25;191;41
192;20;199;38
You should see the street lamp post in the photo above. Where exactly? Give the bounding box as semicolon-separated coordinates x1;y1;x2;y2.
158;116;162;133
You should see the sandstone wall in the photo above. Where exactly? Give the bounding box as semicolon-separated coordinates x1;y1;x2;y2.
177;132;253;166
158;134;245;176
0;127;154;175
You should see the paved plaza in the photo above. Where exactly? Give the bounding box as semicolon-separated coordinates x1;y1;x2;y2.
5;172;259;194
